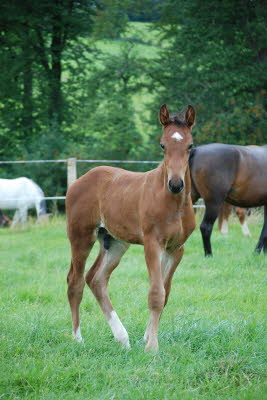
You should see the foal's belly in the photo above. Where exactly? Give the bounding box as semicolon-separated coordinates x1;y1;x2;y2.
100;199;144;245
102;217;144;245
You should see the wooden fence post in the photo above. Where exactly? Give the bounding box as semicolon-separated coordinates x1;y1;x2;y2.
67;158;77;188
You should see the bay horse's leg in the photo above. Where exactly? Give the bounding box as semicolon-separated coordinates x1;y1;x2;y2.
236;207;251;237
255;205;267;254
67;231;95;342
143;238;165;353
86;234;130;348
200;202;222;256
144;245;184;344
218;203;232;235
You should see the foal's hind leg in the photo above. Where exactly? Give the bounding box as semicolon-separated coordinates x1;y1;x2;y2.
255;205;267;254
86;234;130;348
67;232;95;342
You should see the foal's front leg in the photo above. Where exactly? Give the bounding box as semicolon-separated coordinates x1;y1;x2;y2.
144;245;184;350
144;238;165;353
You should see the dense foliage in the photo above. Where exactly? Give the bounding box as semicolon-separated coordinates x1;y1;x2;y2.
154;0;267;147
0;0;266;196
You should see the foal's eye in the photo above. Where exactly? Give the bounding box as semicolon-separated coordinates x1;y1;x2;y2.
160;143;165;150
187;144;193;151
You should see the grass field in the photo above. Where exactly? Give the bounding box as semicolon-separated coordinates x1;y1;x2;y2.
0;214;266;399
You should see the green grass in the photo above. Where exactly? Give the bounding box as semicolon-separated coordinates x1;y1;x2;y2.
0;215;266;399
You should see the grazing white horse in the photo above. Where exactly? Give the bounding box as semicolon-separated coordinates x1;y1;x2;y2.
0;177;47;226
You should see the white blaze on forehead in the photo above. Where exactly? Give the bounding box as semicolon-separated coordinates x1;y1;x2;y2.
171;132;183;141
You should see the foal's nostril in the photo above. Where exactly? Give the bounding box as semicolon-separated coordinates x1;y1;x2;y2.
168;178;184;194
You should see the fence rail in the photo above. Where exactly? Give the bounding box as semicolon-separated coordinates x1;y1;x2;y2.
0;159;159;164
76;160;160;164
0;158;205;208
0;160;67;164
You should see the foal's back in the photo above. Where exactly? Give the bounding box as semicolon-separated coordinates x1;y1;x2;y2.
66;166;157;245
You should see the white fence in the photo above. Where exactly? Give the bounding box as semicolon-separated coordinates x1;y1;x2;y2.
0;158;205;207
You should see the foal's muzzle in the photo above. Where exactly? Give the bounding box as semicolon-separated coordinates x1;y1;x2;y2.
168;178;184;194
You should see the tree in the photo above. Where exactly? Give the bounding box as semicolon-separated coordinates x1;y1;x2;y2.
150;0;267;146
72;42;145;170
0;0;99;159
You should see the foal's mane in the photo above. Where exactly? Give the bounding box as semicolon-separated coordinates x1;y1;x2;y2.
170;111;188;127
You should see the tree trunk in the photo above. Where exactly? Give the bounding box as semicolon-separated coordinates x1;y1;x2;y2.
21;34;33;140
49;13;63;127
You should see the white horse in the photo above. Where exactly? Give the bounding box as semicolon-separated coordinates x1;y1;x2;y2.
0;177;47;226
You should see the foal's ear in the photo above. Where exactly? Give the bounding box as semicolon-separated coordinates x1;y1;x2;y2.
159;104;170;126
185;105;196;128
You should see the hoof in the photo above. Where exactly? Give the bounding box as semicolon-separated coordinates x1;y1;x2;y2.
143;331;149;343
109;310;130;349
120;339;131;350
145;342;159;354
72;326;83;343
205;253;213;258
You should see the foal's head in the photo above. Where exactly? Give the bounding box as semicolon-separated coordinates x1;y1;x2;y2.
159;104;196;194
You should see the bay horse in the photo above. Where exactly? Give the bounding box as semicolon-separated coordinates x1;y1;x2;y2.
189;143;267;256
66;104;196;352
0;177;47;227
218;203;251;237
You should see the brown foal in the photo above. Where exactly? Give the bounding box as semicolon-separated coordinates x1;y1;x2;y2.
66;104;196;352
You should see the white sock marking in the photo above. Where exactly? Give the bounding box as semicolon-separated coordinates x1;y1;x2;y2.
108;311;130;349
221;219;228;235
72;325;83;342
241;221;251;236
171;132;183;141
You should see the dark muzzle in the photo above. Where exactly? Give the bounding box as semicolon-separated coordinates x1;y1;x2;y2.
168;177;184;194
